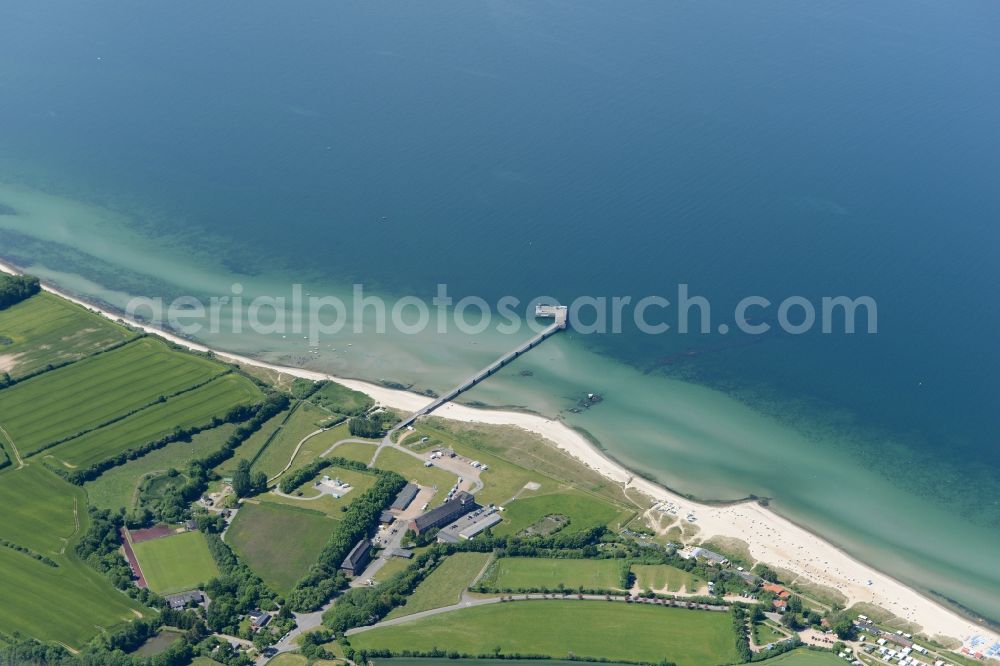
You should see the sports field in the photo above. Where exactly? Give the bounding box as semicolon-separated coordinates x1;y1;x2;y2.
631;563;704;593
385;552;491;619
226;500;337;594
0;292;132;378
132;530;220;595
0;337;227;456
0;464;147;647
493;491;631;537
45;373;262;468
350;600;738;666
479;557;625;591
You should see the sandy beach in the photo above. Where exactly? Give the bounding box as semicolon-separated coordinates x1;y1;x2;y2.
1;259;995;648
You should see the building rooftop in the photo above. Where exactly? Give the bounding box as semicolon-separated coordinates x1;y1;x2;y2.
390;483;419;511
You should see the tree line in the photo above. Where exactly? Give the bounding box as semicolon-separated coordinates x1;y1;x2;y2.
0;274;40;310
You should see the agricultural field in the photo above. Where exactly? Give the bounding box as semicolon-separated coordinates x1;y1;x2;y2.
385;552;492;619
226;500;337;594
631;563;705;593
493;490;632;537
84;424;238;510
350;600;738;666
479;557;625;592
44;373;263;468
0;292;133;378
0;336;227;456
0;464;148;647
132;530;220;595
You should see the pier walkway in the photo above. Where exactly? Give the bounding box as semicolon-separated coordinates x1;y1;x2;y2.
391;305;567;431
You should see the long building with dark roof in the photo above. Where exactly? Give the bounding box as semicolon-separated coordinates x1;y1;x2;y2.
409;491;478;534
340;538;372;576
390;483;419;511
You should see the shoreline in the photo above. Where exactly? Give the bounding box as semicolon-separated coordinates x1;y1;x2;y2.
1;258;996;648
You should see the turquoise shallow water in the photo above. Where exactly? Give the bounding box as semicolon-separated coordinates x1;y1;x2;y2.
1;0;999;625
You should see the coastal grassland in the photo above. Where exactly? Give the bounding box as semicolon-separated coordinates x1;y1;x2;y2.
44;373;263;468
131;530;219;595
479;557;624;592
0;464;147;647
0;291;133;378
226;500;337;595
755;649;845;665
631;563;704;593
253;401;329;478
0;337;225;456
371;660;639;666
413;418;633;507
262;466;377;518
310;381;373;416
214;405;291;477
350;600;738;666
84;424;238;510
329;440;377;464
384;552;491;619
492;490;633;537
372;447;457;503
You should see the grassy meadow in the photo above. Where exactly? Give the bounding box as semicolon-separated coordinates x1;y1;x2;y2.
44;373;262;468
0;464;148;647
480;557;625;592
385;552;492;619
494;491;632;537
226;500;337;594
631;563;705;593
0;292;133;378
0;337;226;456
84;424;238;510
351;600;738;666
132;530;220;595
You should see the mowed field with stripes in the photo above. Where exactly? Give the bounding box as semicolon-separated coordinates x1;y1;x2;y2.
0;336;263;468
0;292;267;647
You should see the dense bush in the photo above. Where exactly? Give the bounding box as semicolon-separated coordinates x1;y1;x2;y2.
0;274;40;309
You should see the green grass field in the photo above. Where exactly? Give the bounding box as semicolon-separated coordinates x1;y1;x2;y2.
0;337;227;456
84;424;238;509
0;464;148;647
373;555;413;583
264;466;377;517
385;552;491;619
351;600;738;666
480;557;625;591
753;621;789;645
372;447;456;503
0;292;133;378
45;373;262;468
132;530;220;595
253;401;328;478
215;405;291;477
310;381;373;416
494;491;632;537
755;649;844;665
226;500;337;594
330;440;377;463
631;563;704;593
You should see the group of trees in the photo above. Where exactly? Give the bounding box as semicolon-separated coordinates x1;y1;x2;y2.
348;415;385;438
279;456;369;494
231;459;267;498
286;470;407;611
202;534;278;635
0;274;40;309
75;507;162;607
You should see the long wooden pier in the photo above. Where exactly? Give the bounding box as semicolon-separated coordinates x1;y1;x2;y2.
392;305;567;431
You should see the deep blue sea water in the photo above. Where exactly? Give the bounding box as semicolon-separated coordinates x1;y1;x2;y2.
1;1;998;623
